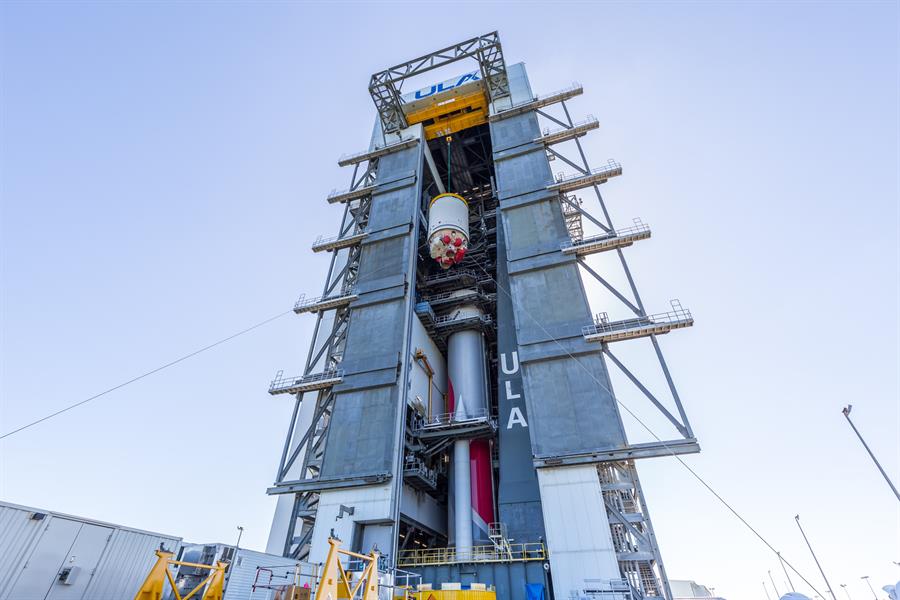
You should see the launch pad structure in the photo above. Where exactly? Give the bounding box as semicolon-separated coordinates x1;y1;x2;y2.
266;32;698;600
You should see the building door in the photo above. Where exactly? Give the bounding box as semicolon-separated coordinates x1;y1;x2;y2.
4;518;113;600
4;517;81;600
45;521;113;600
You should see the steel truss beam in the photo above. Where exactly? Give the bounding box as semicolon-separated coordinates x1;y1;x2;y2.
599;461;673;600
369;31;510;133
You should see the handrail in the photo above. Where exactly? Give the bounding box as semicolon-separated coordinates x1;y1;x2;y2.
294;289;357;312
582;301;692;337
561;219;650;249
539;115;598;138
269;369;344;394
396;542;546;567
554;159;622;185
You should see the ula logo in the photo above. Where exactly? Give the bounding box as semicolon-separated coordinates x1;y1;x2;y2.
414;71;481;100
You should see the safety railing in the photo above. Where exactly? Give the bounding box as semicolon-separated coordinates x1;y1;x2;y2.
326;184;376;204
269;369;344;395
491;83;583;120
337;136;419;167
582;301;693;342
537;115;599;142
582;578;634;600
293;290;357;314
432;313;493;329
403;460;438;489
422;268;478;286
311;231;367;253
417;407;491;430
552;160;622;187
561;219;651;250
396;542;547;567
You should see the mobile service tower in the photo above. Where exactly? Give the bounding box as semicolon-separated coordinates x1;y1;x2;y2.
265;32;698;600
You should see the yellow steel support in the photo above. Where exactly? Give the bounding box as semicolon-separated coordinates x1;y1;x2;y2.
134;550;174;600
315;537;380;600
133;550;228;600
406;89;489;140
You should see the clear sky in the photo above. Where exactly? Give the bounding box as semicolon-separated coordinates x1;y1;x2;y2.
1;2;897;599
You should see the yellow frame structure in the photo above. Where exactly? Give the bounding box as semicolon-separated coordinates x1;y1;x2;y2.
134;550;227;600
316;537;380;600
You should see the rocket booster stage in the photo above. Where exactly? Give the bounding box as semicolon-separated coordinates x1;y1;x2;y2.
446;298;494;549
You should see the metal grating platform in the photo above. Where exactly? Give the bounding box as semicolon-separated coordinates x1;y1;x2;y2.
337;137;419;167
397;542;547;567
548;160;622;193
562;219;651;256
403;459;438;492
535;116;599;146
268;369;344;395
293;291;357;314
432;313;494;334
311;232;368;253
413;408;496;440
326;184;376;205
583;301;693;343
490;83;583;122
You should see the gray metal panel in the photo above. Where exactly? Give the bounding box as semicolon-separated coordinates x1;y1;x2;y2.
355;237;408;289
319;132;424;485
494;148;552;200
373;146;420;182
85;528;181;600
2;516;81;600
339;300;404;375
492;100;629;463
0;504;45;596
503;198;570;261
0;502;181;600
522;355;627;457
321;386;399;479
222;549;299;600
490;112;541;153
496;212;545;544
507;263;591;344
368;187;418;233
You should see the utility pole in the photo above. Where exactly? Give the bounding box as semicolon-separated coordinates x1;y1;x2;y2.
779;552;796;592
795;515;838;600
842;405;900;502
860;576;877;599
769;570;782;597
235;525;244;550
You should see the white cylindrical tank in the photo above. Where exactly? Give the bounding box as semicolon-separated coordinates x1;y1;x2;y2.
427;193;469;269
446;298;492;553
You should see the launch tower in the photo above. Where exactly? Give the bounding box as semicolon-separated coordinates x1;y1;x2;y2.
266;33;698;600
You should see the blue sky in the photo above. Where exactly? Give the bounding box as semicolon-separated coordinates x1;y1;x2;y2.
1;2;897;598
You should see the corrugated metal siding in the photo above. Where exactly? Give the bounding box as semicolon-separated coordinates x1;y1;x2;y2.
0;504;47;596
536;466;620;600
0;501;181;600
223;549;302;600
85;528;181;599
